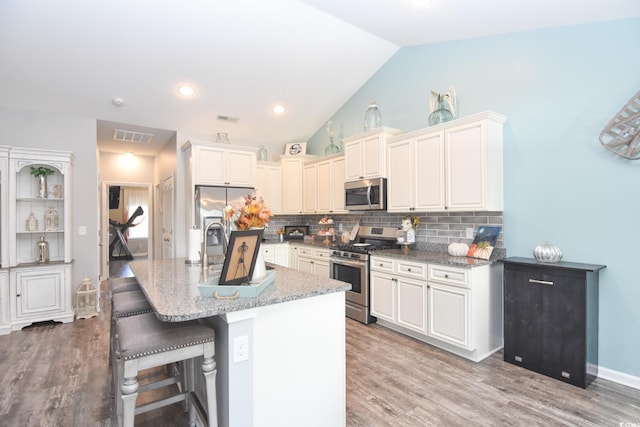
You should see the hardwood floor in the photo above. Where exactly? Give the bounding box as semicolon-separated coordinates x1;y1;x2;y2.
1;285;639;426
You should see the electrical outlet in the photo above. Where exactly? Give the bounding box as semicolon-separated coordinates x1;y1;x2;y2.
233;336;249;363
79;226;87;236
466;227;474;239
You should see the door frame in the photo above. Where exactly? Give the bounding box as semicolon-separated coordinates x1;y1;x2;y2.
101;181;154;279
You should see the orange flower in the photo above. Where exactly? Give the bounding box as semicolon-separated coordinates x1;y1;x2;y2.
224;194;273;230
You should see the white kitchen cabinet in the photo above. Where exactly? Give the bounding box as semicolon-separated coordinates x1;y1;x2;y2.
371;257;427;334
255;163;282;214
387;132;445;212
303;163;318;214
280;158;304;214
304;154;347;215
0;146;8;268
343;127;403;181
386;111;505;212
444;114;504;211
262;243;289;267
370;255;503;362
10;264;73;330
296;246;330;278
0;270;9;335
182;140;256;187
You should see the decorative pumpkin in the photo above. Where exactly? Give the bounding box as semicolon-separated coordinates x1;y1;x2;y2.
474;241;493;260
533;242;563;263
448;241;469;257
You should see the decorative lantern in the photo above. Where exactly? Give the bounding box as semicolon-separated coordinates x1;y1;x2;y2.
76;276;98;319
45;206;59;231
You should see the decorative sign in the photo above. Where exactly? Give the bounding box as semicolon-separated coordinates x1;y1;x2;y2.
284;142;307;156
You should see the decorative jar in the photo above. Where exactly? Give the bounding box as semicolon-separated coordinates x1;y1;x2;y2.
257;145;268;162
364;101;382;132
216;132;230;144
35;236;50;264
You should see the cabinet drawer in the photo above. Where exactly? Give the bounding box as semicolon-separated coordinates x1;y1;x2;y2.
397;260;427;279
370;257;394;272
298;247;313;258
313;249;330;259
428;265;469;288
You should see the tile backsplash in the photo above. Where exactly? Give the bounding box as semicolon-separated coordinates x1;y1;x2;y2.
265;211;504;248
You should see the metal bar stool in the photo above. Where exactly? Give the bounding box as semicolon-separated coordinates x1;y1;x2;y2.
114;312;218;427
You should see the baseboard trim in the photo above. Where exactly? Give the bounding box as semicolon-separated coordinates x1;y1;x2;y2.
598;366;640;390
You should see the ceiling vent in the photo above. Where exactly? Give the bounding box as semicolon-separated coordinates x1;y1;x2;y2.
113;129;154;144
217;115;239;123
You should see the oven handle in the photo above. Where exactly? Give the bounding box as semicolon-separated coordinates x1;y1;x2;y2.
330;257;367;268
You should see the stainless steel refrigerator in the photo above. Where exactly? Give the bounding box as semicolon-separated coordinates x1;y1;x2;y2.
195;185;254;258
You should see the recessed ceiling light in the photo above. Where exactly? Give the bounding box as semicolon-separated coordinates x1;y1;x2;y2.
178;85;196;97
273;104;285;115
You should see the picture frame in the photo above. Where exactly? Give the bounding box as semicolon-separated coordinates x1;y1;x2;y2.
284;142;307;156
219;229;264;285
467;226;501;260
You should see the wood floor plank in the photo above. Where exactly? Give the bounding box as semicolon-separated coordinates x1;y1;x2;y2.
0;283;639;426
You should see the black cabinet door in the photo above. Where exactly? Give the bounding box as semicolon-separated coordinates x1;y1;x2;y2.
503;263;588;387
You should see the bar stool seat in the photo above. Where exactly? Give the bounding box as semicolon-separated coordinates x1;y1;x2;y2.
112;290;152;318
114;313;218;427
110;277;141;295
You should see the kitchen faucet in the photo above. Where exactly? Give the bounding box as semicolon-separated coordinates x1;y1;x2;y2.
202;221;228;269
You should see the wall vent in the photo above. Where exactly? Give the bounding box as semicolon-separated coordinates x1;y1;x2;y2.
217;115;239;123
113;129;154;144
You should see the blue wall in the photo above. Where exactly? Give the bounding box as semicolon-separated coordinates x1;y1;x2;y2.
308;18;640;378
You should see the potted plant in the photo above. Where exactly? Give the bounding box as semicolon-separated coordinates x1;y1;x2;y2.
30;166;56;198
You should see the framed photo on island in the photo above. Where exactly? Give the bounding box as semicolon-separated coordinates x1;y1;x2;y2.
284;142;307;156
467;226;502;260
219;229;264;285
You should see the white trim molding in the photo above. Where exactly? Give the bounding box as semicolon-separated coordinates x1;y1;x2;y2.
598;366;640;390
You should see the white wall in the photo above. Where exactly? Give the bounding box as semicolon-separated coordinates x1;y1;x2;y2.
0;107;99;291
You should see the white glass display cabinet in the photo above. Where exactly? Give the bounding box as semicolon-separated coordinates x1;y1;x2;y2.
8;147;74;329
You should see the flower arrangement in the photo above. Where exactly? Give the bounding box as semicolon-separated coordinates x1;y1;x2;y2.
224;194;273;230
277;228;285;236
401;215;420;231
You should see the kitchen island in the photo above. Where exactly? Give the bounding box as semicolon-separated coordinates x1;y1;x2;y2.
128;259;351;427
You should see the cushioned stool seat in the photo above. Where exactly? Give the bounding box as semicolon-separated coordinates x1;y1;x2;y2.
110;277;141;295
112;290;153;318
114;313;218;427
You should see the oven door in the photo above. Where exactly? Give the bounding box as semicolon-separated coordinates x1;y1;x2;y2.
330;257;367;306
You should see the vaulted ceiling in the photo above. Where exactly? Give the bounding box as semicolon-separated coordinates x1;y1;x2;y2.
1;0;638;155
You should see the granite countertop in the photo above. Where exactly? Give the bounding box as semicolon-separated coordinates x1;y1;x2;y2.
128;259;351;322
371;247;505;268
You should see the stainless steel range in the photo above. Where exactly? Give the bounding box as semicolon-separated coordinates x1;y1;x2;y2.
329;226;399;324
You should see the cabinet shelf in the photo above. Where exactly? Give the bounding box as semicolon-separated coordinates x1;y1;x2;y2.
17;230;64;235
17;197;64;202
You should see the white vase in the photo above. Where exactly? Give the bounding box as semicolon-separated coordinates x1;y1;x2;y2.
252;248;267;282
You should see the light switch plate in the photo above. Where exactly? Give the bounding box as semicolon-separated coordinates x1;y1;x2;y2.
79;226;87;236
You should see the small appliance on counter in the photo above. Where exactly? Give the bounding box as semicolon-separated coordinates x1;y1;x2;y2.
283;225;309;240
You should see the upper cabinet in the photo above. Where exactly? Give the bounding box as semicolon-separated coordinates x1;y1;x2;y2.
387;111;505;212
303;154;347;215
9;148;73;266
255;162;282;214
280;158;304;214
343;127;404;181
182;140;256;187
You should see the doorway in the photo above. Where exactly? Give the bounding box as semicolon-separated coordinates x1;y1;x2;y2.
101;181;153;280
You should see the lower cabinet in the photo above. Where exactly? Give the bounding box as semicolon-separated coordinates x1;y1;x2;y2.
296;246;330;278
262;243;289;267
502;257;606;388
0;270;9;335
370;255;502;362
9;264;73;330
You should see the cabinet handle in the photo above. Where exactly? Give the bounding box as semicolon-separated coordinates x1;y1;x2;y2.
444;274;449;278
514;355;523;362
407;268;412;272
529;279;554;285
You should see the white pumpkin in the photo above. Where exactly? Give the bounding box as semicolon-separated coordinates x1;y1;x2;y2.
533;242;563;263
448;242;469;257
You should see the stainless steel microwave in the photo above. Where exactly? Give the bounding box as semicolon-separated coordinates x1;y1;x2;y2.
344;178;387;211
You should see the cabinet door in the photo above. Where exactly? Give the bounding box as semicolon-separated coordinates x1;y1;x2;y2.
0;271;9;333
262;245;276;263
316;161;332;213
362;135;383;178
445;121;486;211
314;260;330;278
196;147;226;185
303;164;317;214
370;271;395;322
13;268;67;320
297;257;314;274
344;140;362;181
428;282;472;349
255;165;282;214
273;245;289;267
397;277;427;334
330;157;346;213
226;150;256;186
386;139;413;212
415;132;445;211
281;159;303;214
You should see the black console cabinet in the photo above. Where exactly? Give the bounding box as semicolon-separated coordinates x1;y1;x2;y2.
501;257;606;388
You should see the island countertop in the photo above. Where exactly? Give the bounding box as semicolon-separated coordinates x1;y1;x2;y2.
128;258;351;322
